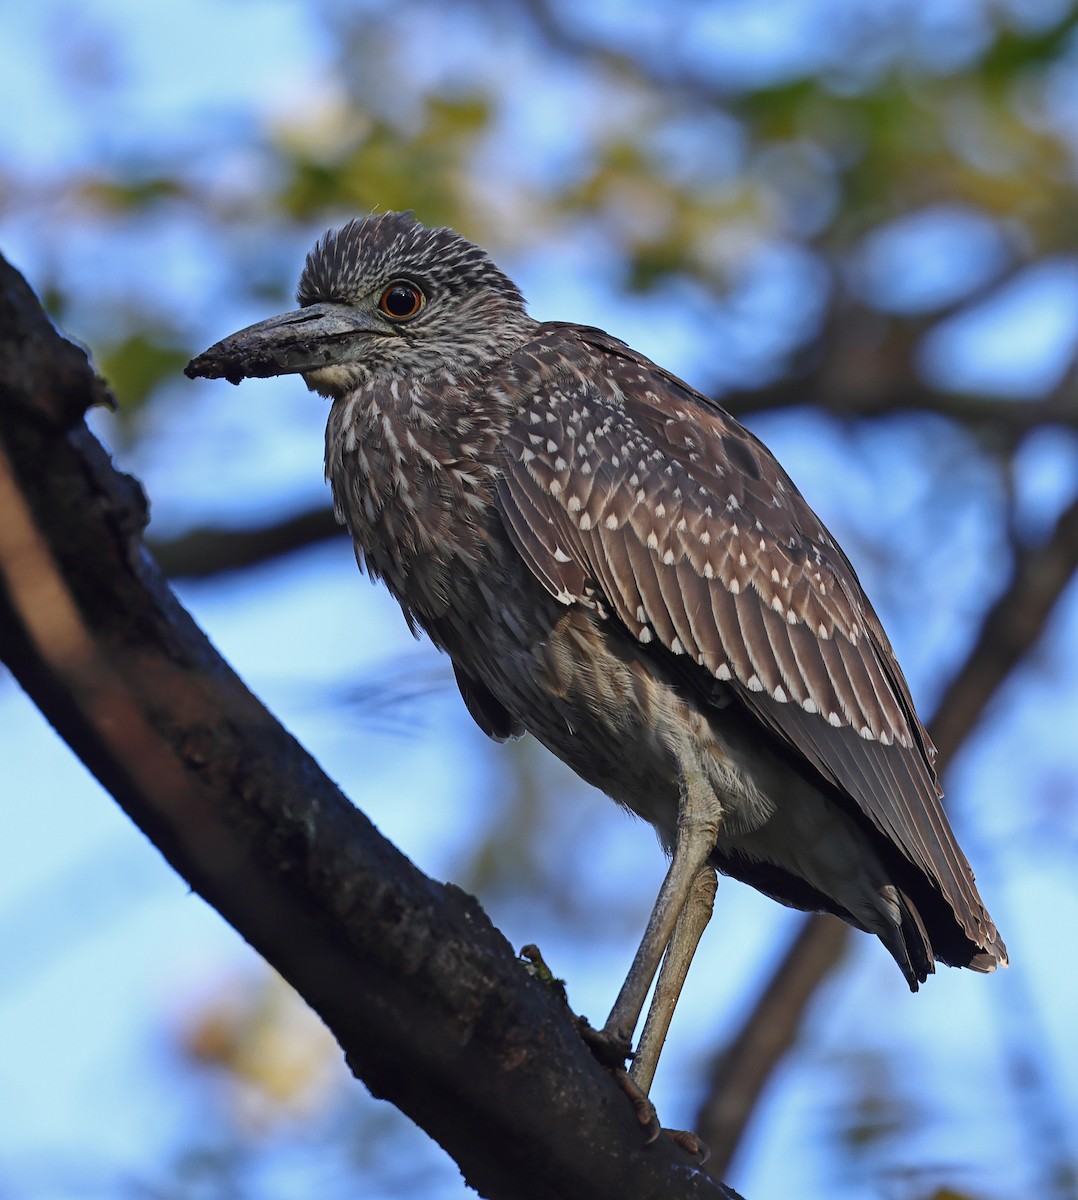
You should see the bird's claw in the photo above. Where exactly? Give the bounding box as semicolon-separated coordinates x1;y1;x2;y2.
611;1070;709;1161
664;1127;710;1165
575;1016;633;1070
612;1067;662;1143
576;1020;710;1160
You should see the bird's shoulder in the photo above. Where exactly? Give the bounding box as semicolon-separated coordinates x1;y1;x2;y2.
495;318;936;760
505;321;849;589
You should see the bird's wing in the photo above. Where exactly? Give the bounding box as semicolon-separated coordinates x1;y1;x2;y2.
495;325;994;948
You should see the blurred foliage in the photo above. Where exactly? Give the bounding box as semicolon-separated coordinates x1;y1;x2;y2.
274;93;494;223
7;1;1077;421
2;1;1077;1198
96;329;191;417
181;972;344;1123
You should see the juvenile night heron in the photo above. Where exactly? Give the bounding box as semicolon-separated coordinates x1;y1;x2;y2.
187;212;1006;1110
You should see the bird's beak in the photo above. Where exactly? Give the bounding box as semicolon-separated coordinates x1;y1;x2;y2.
184;302;383;385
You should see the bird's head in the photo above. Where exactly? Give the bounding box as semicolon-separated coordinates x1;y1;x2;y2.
185;212;536;398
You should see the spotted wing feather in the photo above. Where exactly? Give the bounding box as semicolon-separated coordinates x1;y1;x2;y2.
497;324;1002;962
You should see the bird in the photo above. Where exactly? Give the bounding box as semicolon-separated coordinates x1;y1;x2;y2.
186;211;1007;1104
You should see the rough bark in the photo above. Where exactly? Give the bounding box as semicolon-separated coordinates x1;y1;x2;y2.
0;253;743;1200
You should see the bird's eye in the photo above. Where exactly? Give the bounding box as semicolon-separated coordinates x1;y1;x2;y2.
378;282;424;320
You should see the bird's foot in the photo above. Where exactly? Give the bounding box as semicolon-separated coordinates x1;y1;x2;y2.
664;1127;710;1165
575;1019;710;1162
604;1065;661;1143
610;1067;710;1163
575;1015;633;1071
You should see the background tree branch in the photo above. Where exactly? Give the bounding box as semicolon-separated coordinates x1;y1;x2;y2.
0;255;745;1200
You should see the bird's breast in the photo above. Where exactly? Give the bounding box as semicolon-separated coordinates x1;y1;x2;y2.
324;380;509;625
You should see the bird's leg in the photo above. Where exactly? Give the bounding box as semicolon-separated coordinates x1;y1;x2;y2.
630;864;718;1094
601;767;722;1062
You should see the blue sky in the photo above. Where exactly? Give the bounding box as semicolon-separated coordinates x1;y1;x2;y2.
1;3;1077;1198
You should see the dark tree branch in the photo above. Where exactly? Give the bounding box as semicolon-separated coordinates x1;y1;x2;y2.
0;254;742;1200
722;372;1078;432
693;916;848;1169
148;504;345;578
515;0;739;106
694;486;1078;1175
929;490;1078;765
719;289;1078;434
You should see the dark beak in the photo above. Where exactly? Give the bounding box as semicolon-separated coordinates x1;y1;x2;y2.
185;302;382;385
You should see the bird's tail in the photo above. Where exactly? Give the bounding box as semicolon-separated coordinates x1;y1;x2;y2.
880;884;935;991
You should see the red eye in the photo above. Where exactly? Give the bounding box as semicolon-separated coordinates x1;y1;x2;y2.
378;282;424;320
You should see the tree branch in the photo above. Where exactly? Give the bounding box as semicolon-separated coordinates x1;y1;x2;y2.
929;491;1078;765
0;253;742;1200
721;372;1078;433
148;504;344;578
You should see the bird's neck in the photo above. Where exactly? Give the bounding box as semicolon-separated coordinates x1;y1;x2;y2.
324;368;511;625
